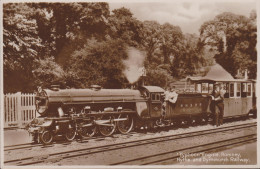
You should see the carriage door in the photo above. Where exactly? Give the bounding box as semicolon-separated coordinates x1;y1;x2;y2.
149;92;162;118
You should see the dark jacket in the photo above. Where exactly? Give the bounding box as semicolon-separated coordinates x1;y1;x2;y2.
211;90;225;103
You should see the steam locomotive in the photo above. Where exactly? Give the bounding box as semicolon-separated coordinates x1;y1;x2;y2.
27;78;256;144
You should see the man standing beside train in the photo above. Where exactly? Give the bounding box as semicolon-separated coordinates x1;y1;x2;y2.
211;83;225;127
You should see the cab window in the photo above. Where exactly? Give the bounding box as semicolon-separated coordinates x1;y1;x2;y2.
156;93;160;100
151;93;160;101
152;93;156;100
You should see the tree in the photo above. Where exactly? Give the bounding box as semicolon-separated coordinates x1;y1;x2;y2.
145;64;174;88
199;12;257;79
32;57;65;89
3;3;43;92
109;7;143;46
31;2;110;65
141;21;161;62
171;33;205;78
160;23;183;64
67;39;128;89
3;2;112;92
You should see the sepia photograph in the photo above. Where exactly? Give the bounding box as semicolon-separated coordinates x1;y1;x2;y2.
1;0;258;168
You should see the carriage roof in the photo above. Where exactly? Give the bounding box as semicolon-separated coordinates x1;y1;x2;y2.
187;77;255;83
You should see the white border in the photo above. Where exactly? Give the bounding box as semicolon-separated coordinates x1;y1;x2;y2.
1;0;259;168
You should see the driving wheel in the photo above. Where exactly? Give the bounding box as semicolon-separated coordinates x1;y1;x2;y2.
78;122;96;138
98;115;116;136
117;114;134;134
65;127;76;141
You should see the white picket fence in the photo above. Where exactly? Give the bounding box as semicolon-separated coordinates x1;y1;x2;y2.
4;92;39;128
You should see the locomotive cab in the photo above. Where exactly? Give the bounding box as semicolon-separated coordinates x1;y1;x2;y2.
139;86;165;119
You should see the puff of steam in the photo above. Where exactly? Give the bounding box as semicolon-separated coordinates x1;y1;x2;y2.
123;47;145;84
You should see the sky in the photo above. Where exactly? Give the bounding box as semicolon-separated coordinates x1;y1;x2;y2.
109;0;257;34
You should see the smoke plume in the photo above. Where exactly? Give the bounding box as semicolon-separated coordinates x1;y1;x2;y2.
123;47;145;84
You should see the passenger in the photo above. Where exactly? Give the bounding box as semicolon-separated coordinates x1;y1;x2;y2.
162;87;171;118
168;86;178;104
210;83;225;127
163;87;170;108
164;87;171;102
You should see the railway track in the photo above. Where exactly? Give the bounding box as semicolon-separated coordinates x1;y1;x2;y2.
5;121;256;166
4;135;108;151
4;120;255;151
113;134;256;165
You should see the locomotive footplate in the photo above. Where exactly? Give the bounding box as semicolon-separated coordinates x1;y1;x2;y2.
28;119;53;133
45;117;71;120
86;110;136;116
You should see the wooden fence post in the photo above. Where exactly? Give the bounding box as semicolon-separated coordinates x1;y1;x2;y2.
16;92;22;127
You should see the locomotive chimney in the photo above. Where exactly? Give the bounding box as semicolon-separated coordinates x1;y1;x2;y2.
131;84;135;90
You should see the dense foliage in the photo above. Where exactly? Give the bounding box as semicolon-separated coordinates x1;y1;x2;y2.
3;3;256;93
199;11;257;79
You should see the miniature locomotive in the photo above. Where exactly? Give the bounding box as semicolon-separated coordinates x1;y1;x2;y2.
27;85;212;144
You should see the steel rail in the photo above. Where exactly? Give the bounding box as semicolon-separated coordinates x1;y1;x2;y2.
4;121;256;152
4;122;256;166
112;134;256;165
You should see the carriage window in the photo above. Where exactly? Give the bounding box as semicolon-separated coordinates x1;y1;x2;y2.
201;83;208;93
195;83;201;93
253;83;256;97
229;83;235;97
242;83;247;97
236;83;241;97
247;83;252;97
224;83;229;98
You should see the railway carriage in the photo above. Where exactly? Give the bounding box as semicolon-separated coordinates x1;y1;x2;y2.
187;78;257;118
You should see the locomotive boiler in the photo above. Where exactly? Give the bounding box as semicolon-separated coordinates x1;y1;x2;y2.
27;85;212;144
